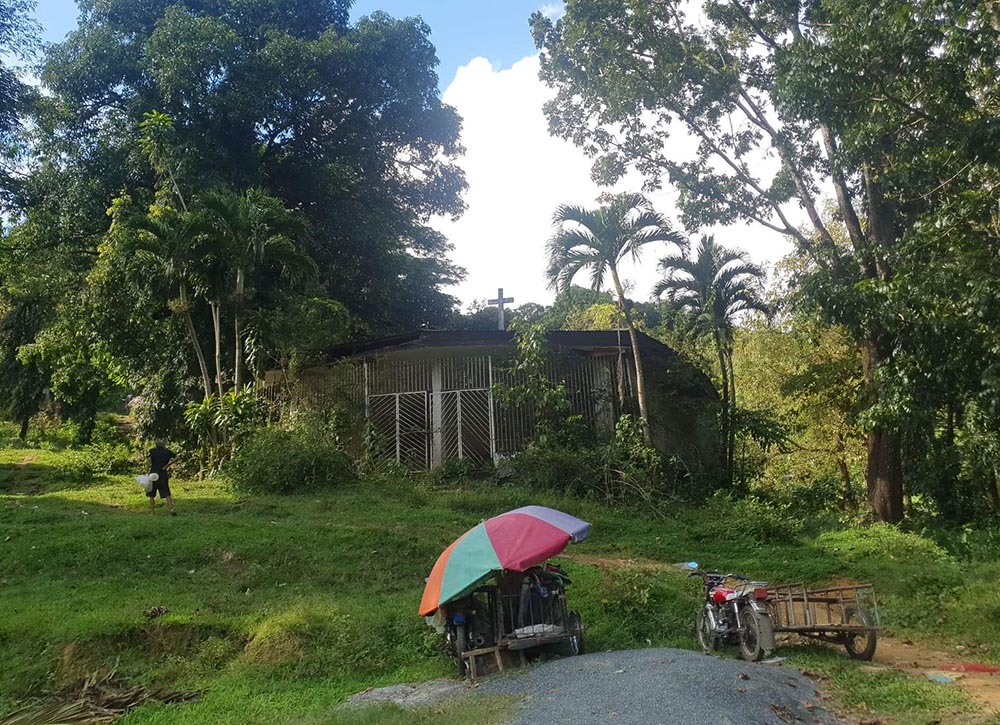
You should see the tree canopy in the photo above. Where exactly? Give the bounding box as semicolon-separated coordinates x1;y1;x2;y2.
0;0;468;438
532;0;1000;522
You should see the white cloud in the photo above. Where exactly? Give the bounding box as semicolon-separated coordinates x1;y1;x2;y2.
538;3;566;21
435;54;794;309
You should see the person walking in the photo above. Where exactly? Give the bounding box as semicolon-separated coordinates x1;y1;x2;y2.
148;439;177;515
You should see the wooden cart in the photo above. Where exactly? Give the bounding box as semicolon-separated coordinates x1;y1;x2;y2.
767;582;881;660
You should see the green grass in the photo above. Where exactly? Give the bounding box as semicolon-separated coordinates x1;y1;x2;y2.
1;443;998;723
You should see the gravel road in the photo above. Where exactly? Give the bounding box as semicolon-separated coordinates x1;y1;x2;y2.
478;648;837;725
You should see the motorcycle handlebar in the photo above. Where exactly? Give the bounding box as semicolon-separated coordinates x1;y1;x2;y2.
688;570;749;581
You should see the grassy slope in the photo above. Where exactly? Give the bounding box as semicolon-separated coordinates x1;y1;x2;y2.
1;442;997;724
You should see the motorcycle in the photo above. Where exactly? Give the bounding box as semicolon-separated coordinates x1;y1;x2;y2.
442;588;496;676
690;567;775;661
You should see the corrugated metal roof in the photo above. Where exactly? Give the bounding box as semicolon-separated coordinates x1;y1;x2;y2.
324;329;680;362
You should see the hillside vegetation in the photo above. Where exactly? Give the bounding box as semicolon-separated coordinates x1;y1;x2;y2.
2;434;999;723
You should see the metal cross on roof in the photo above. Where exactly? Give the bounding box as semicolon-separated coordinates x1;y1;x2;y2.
487;287;514;330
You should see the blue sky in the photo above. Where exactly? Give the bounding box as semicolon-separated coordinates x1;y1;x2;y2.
33;0;550;88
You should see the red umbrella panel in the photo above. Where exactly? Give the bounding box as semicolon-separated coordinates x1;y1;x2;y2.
419;506;590;616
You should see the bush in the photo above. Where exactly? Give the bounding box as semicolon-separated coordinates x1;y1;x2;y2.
226;425;355;495
82;441;137;474
692;493;805;545
816;523;951;565
927;520;1000;562
508;415;693;511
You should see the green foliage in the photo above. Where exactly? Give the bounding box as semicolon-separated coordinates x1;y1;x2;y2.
598;568;699;645
656;235;769;486
33;0;465;335
226;424;355;495
537;286;615;330
533;0;1000;523
545;193;687;431
0;0;36;197
184;388;267;469
564;301;621;331
499;325;682;508
496;323;588;447
429;457;481;484
816;524;951;566
1;443;998;722
692;494;805;546
511;415;687;511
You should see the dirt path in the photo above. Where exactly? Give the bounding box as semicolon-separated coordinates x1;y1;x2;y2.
873;637;1000;715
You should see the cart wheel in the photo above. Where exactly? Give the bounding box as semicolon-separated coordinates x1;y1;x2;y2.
696;606;719;653
454;624;468;676
738;609;766;662
843;608;877;661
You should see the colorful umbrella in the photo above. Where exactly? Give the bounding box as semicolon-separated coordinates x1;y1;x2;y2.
419;505;591;616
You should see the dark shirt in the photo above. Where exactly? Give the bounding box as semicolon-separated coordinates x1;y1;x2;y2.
149;446;176;475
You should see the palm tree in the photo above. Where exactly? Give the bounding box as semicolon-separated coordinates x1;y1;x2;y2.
200;188;310;390
655;235;769;483
546;193;687;438
127;211;214;399
191;242;231;397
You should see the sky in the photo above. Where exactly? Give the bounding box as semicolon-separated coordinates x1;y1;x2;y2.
30;0;793;309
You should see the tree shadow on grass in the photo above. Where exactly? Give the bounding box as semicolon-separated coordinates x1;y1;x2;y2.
0;462;110;495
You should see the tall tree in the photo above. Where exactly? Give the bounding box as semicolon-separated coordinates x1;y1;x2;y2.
546;193;686;437
116;207;214;399
199;187;311;390
35;1;466;332
0;284;46;439
655;236;769;484
532;0;1000;521
0;0;36;199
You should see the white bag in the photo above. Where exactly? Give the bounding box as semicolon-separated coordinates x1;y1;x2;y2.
135;475;154;493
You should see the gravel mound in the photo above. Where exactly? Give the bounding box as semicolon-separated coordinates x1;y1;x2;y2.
479;648;837;725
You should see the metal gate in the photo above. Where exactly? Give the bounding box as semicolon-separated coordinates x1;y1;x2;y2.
437;389;493;465
368;391;429;469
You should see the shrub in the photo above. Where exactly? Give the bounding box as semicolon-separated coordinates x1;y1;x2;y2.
928;520;1000;562
82;441;136;474
226;425;355;495
598;568;700;646
816;523;951;565
692;493;805;545
508;415;693;511
510;443;604;498
430;457;481;484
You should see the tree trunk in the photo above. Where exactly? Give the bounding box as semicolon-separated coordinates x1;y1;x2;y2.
234;267;245;390
18;416;29;441
861;326;904;522
835;432;855;512
726;342;738;490
234;315;244;390
988;469;1000;512
866;428;904;522
180;282;213;399
712;328;731;486
211;301;224;396
610;269;651;443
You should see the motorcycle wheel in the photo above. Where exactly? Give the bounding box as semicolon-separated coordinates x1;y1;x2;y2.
738;609;766;662
562;611;585;656
843;608;878;661
569;611;585;655
454;624;468;677
696;606;719;653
